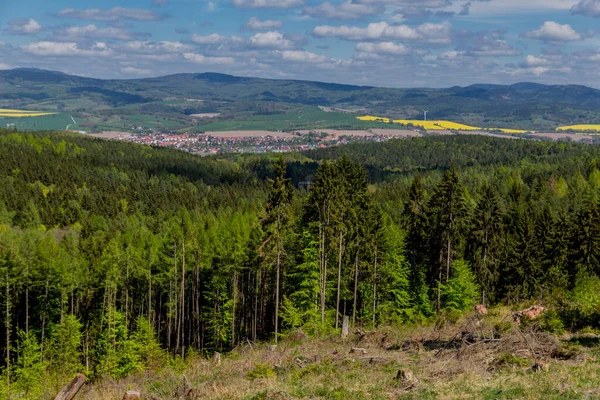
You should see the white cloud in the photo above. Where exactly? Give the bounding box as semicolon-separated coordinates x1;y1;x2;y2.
302;2;384;20
280;50;327;63
522;21;582;43
249;31;293;48
191;33;228;44
7;19;42;35
57;7;163;22
231;0;305;8
182;53;236;64
356;41;410;55
21;41;113;57
53;25;148;41
313;21;451;43
572;0;600;17
153;0;169;5
0;63;12;70
116;41;194;54
521;55;552;67
121;66;152;75
244;17;283;30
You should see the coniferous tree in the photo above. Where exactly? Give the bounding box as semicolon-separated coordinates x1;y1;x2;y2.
261;156;293;343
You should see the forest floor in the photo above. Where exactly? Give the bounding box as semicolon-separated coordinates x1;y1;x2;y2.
77;307;600;400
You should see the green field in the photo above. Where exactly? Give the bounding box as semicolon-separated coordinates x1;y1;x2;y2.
0;113;76;131
196;106;403;132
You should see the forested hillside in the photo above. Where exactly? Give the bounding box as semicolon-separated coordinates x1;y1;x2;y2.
0;130;600;397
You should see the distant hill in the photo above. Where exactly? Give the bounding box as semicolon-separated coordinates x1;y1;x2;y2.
2;68;600;131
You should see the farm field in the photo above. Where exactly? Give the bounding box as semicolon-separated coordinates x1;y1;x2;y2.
0;113;74;130
357;116;531;133
557;124;600;132
0;108;56;117
196;106;405;132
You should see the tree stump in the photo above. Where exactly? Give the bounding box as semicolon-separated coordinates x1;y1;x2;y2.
54;373;86;400
213;351;221;367
342;316;349;338
395;368;418;389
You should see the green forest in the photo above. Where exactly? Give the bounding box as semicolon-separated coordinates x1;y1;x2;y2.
0;129;600;397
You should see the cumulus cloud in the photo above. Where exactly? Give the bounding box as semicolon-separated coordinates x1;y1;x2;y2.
121;66;152;75
182;53;236;64
53;25;150;41
191;33;228;45
22;41;113;57
302;2;384;20
231;0;304;9
249;31;294;48
454;30;521;57
522;21;582;43
116;40;194;54
313;21;452;43
571;0;600;17
57;7;164;22
7;19;42;35
280;50;327;63
244;17;283;30
356;41;410;55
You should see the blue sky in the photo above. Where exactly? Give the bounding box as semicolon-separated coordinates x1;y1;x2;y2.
1;0;600;87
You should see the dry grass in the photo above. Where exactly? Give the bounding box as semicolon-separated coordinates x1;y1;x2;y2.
73;309;600;399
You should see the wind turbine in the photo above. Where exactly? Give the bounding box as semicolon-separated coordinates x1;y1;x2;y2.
423;110;428;121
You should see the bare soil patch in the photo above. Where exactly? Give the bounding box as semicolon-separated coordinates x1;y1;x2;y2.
190;113;220;118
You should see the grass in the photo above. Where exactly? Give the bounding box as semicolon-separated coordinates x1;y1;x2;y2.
0;113;73;130
196;107;406;132
70;308;600;399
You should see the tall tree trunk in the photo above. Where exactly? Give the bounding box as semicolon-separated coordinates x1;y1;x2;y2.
179;239;185;357
275;240;281;344
5;269;10;387
372;247;377;327
335;231;343;329
352;250;359;325
231;271;238;346
41;279;49;360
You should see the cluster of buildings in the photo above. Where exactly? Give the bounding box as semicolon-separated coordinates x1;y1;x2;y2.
121;131;393;154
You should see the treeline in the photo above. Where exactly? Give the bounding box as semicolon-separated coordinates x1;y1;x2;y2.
0;130;600;397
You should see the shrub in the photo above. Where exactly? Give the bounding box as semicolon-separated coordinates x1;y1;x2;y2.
440;260;480;313
247;363;276;380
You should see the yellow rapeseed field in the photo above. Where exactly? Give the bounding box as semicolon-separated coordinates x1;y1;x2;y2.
557;124;600;132
357;115;532;133
0;108;56;117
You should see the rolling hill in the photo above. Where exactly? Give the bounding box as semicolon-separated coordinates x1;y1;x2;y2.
2;68;600;131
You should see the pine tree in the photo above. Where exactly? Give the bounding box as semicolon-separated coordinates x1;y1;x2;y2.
261;156;293;343
426;169;468;312
467;183;504;303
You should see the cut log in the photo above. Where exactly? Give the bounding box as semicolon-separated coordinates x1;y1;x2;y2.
54;373;86;400
123;390;141;400
349;347;367;355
